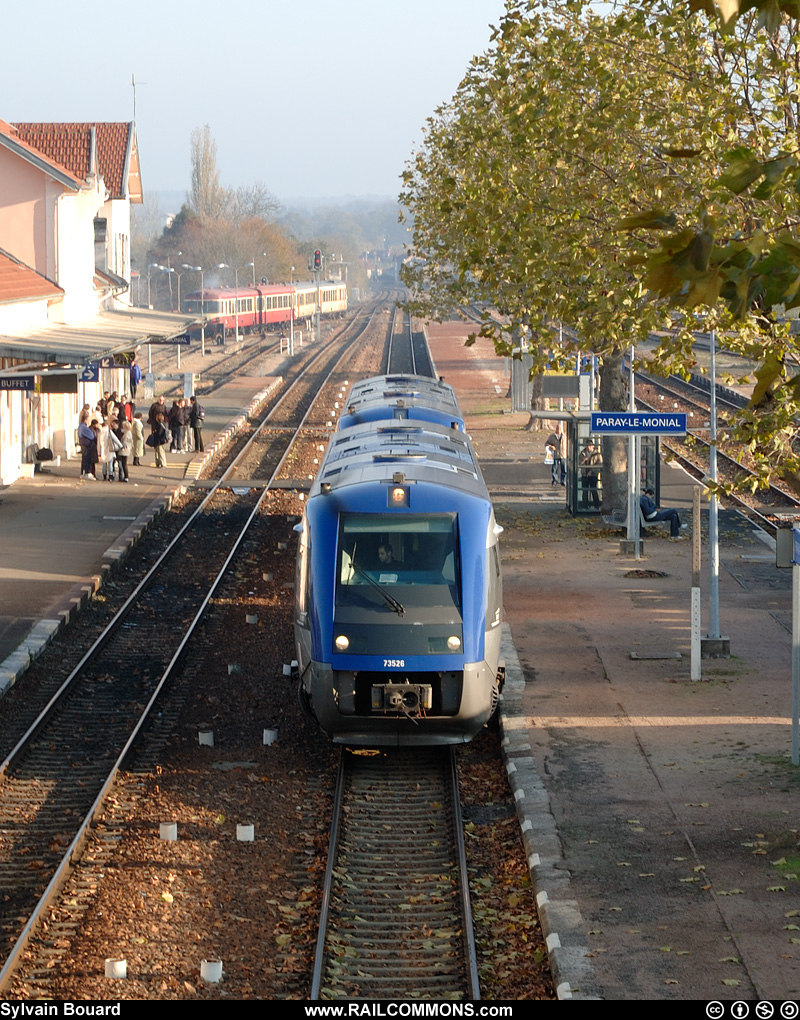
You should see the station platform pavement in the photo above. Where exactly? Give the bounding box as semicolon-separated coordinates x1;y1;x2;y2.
0;375;280;690
426;321;799;1001
490;454;798;1002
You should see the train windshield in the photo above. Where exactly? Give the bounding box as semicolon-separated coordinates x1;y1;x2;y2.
337;513;460;607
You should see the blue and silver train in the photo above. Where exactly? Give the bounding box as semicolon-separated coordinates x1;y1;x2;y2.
337;374;465;431
294;376;503;746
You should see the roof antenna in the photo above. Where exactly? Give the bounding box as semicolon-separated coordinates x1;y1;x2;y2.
131;73;146;127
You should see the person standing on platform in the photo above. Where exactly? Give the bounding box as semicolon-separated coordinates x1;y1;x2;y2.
118;394;133;423
78;415;96;480
151;413;169;469
116;420;132;482
130;356;142;399
579;440;602;509
148;395;166;430
545;425;566;487
189;395;205;453
168;400;183;453
99;418;119;481
132;413;144;466
181;399;193;452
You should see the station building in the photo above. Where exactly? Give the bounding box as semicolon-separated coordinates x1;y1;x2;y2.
0;120;197;485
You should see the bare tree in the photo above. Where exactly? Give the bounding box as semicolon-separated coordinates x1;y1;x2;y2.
131;192;165;270
189;125;225;220
225;182;280;225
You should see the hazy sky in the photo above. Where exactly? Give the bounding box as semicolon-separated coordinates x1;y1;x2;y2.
4;0;506;204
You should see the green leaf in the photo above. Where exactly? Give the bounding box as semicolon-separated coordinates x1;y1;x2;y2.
618;209;678;231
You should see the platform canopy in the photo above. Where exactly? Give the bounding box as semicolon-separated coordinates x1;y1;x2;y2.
0;307;201;367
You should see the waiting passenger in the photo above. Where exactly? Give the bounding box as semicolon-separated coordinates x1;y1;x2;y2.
640;487;683;539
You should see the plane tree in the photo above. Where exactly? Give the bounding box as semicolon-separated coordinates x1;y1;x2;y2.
401;0;800;498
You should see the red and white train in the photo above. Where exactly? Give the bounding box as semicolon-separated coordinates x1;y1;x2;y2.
183;280;348;342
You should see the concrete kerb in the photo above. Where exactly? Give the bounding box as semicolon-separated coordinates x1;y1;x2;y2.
499;624;601;1000
0;381;281;699
183;380;281;483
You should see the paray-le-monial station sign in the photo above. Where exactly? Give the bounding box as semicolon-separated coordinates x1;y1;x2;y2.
590;411;687;435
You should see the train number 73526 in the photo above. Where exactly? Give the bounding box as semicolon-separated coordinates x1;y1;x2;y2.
383;658;405;668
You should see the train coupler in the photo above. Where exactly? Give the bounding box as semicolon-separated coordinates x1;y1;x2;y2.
371;682;432;715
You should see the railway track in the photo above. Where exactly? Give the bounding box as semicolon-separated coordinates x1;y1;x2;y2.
0;302;393;994
385;303;435;379
635;373;800;532
311;747;480;1000
0;310;555;1001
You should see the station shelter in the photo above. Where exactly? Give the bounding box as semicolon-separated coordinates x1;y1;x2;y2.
516;354;667;517
534;408;662;518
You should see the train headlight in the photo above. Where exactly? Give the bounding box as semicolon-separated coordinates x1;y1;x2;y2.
335;635;350;651
447;635;462;651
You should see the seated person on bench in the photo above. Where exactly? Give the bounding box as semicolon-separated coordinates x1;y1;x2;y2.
639;487;682;538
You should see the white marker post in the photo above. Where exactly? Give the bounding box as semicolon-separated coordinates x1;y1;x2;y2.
793;525;800;765
691;486;702;681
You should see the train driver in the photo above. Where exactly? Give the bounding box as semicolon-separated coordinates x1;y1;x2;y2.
377;542;398;567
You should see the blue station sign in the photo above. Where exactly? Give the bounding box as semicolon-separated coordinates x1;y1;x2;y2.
591;411;687;435
0;376;35;391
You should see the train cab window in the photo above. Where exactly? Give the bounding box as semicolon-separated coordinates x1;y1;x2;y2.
336;513;460;606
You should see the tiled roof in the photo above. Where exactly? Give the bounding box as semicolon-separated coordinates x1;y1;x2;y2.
12;122;138;199
0;249;63;304
0;120;84;189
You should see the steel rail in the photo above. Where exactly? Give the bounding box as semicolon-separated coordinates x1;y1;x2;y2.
0;301;390;992
310;749;480;1001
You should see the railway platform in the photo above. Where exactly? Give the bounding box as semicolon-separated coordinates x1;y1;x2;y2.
1;319;797;1001
428;321;799;1002
0;375;280;690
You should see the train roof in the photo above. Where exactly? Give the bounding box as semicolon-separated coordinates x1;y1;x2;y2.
183;281;344;300
309;419;488;502
339;375;464;430
293;280;346;294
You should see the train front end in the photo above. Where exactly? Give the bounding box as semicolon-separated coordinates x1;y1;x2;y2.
295;457;502;746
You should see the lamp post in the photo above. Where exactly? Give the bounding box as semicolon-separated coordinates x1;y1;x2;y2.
147;262;160;307
156;264;175;306
183;264;205;357
156;266;182;368
247;261;255;287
